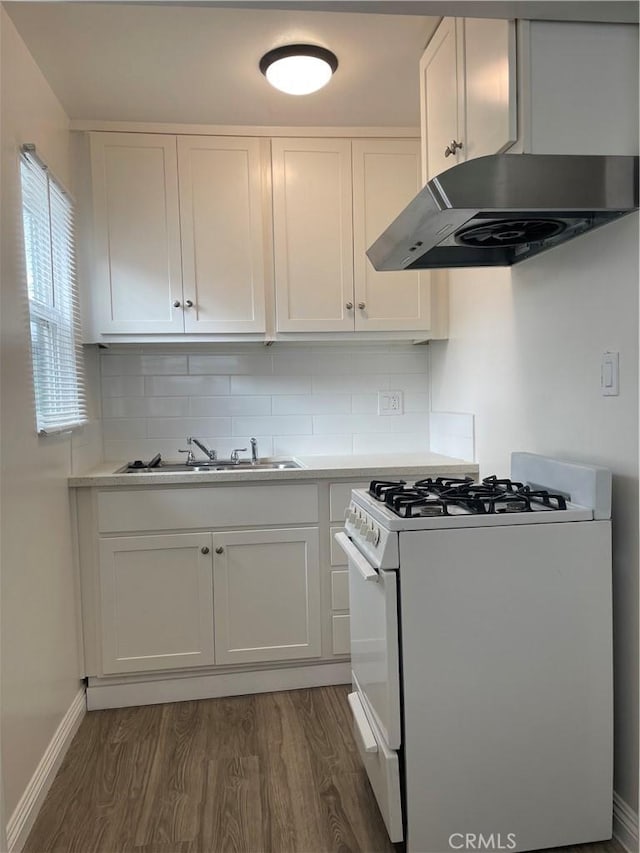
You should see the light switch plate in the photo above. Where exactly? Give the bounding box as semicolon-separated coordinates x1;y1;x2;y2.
601;351;619;396
378;390;403;415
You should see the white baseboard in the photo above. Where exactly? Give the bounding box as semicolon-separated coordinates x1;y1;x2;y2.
613;791;639;853
87;661;351;710
6;689;86;853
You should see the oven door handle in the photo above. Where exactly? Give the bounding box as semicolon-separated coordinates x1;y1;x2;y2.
334;532;379;582
348;691;378;753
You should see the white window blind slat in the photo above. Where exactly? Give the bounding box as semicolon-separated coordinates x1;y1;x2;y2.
20;147;87;435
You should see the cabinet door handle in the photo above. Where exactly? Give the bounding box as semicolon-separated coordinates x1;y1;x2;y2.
345;301;353;310
215;546;224;555
444;139;463;157
185;299;194;308
201;546;210;555
173;300;181;308
358;302;366;310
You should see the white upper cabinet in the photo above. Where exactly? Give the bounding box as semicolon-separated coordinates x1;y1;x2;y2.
177;136;267;334
273;138;440;336
352;139;432;333
89;133;184;334
87;132;268;339
420;18;517;182
272;138;355;333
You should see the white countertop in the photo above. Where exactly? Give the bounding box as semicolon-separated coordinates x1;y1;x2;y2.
69;452;478;487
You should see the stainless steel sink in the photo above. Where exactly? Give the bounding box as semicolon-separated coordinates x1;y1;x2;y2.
116;457;304;473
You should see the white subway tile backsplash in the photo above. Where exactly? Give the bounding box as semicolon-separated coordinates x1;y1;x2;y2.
231;375;312;395
189;354;272;375
102;376;145;397
313;414;391;435
404;393;430;413
233;416;312;436
189;396;271;417
147;417;232;439
351;394;378;414
353;433;429;454
272;395;351;415
99;344;430;462
144;376;230;397
102;397;190;418
273;435;354;456
103;419;148;440
311;374;391;395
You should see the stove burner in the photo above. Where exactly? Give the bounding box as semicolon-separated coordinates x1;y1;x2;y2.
455;218;567;249
369;479;406;500
366;474;571;518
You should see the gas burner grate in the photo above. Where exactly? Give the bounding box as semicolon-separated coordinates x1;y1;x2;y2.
369;479;406;500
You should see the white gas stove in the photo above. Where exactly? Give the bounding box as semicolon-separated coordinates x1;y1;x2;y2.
336;452;613;853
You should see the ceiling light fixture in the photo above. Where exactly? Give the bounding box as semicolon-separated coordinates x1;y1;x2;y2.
259;44;338;96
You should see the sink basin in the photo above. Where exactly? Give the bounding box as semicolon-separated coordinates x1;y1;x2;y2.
116;457;304;473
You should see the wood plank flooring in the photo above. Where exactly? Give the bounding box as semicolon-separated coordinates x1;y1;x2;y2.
24;686;626;853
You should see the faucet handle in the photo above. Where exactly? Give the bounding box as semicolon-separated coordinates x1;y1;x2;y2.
179;448;196;465
230;447;248;463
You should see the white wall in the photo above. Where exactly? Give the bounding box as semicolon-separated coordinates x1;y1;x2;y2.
98;342;430;461
429;212;639;813
0;9;100;823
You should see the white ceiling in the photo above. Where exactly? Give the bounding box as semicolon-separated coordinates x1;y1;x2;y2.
4;3;443;126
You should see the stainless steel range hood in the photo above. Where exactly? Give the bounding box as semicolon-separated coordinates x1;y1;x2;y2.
366;154;639;270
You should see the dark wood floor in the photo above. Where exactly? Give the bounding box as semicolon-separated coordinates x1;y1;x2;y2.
25;686;626;853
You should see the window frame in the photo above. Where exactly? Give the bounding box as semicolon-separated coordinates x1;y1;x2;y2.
19;144;87;436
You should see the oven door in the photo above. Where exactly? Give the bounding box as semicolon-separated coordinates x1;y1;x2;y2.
334;532;401;748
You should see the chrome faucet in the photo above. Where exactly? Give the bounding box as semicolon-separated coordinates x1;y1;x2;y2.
188;436;217;462
230;447;248;464
250;437;258;464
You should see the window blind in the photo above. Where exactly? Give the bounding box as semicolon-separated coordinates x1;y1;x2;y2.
20;145;87;435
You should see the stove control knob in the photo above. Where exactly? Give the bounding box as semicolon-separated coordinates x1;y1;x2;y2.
344;506;351;521
373;526;381;546
365;525;375;542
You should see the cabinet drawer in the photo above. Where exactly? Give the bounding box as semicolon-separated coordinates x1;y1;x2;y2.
332;614;351;655
330;526;347;566
98;485;318;532
331;570;349;610
329;482;368;521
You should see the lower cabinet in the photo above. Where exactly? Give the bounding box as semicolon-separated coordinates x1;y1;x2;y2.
97;526;321;675
99;532;215;674
212;527;321;665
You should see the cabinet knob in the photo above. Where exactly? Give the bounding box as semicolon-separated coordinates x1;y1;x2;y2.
345;301;353;310
185;299;194;308
444;139;463;157
215;546;224;555
173;300;181;308
201;546;210;555
358;302;366;310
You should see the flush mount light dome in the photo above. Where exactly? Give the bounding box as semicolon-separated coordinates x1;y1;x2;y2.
259;44;338;95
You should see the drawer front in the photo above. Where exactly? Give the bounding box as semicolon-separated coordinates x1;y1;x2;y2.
329;482;368;522
348;688;403;843
330;526;347;566
331;569;349;609
332;614;350;655
98;484;318;533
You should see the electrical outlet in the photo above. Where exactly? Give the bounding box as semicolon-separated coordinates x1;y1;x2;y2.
378;390;403;416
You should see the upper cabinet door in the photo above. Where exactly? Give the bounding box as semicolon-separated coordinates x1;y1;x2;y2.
462;18;517;161
272;138;354;332
419;18;516;183
420;18;463;183
89;133;184;334
178;136;268;333
352;140;432;333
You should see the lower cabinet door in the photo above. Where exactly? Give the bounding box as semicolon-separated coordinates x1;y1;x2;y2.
99;533;215;674
212;527;321;664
